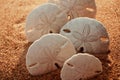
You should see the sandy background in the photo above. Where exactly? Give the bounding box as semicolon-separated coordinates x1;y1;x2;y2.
0;0;120;80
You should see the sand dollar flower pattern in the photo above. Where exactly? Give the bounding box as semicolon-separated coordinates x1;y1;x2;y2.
37;47;65;72
25;3;68;42
26;34;76;75
61;53;103;80
60;17;110;53
72;24;98;52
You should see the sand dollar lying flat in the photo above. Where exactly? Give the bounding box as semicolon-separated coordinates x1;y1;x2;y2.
26;34;76;75
25;3;68;42
60;17;110;54
61;53;103;80
48;0;96;19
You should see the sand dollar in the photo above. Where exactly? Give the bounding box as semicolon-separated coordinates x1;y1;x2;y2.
61;53;103;80
48;0;96;19
26;34;76;75
25;3;68;42
60;17;110;53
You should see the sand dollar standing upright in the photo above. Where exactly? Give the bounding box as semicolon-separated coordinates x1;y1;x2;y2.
61;53;103;80
48;0;96;19
25;3;68;42
60;17;110;53
26;34;76;75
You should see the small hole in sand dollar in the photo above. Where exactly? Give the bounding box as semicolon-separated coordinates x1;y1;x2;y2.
86;8;94;12
67;63;74;67
27;29;33;33
29;63;37;68
100;37;109;42
68;15;71;20
54;63;60;69
78;47;84;53
63;29;71;33
49;30;53;33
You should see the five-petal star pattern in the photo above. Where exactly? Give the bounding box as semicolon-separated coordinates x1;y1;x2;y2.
72;24;98;52
39;47;65;72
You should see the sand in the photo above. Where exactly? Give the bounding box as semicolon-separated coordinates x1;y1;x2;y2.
0;0;120;80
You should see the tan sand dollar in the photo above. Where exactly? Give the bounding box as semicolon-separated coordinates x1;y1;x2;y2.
25;3;68;42
26;34;76;75
61;53;103;80
60;17;110;53
48;0;96;20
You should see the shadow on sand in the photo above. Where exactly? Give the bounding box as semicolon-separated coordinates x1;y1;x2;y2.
88;51;112;80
